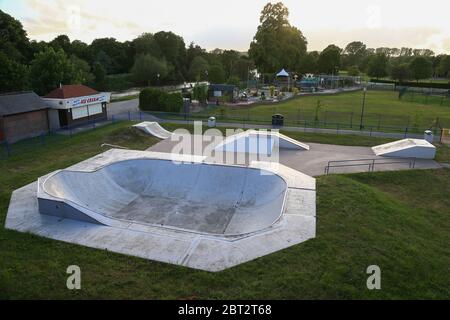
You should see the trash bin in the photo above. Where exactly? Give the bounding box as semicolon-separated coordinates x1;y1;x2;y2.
272;114;284;127
208;117;216;128
424;130;434;143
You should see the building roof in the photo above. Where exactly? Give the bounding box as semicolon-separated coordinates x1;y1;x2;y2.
276;69;289;77
0;92;49;116
44;84;99;99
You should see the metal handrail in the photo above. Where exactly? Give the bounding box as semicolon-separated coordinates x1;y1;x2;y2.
100;143;129;150
325;157;416;174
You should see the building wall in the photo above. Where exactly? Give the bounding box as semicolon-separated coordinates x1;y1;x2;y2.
3;110;49;143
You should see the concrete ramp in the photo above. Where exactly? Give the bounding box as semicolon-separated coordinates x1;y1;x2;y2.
133;122;173;139
372;139;436;159
215;130;309;155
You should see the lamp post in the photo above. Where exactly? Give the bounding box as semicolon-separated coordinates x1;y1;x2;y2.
359;87;367;130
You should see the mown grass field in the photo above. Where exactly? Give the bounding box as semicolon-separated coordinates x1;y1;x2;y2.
201;90;450;131
1;122;449;299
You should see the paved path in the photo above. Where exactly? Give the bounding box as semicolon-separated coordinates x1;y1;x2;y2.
107;99;139;116
147;135;442;176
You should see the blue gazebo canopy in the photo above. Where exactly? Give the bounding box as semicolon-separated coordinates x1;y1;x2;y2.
276;69;289;77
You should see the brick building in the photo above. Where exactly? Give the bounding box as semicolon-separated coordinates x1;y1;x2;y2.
0;92;49;143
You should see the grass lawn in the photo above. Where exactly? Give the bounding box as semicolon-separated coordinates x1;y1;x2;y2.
1;122;449;299
199;90;450;131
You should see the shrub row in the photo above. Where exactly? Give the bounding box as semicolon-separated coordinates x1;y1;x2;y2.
139;88;183;112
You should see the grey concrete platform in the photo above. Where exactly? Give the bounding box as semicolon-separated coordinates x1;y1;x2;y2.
148;135;441;176
5;149;316;272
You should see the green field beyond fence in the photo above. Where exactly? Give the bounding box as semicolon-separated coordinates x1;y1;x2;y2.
194;90;450;133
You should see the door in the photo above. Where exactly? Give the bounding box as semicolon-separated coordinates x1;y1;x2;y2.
58;109;69;127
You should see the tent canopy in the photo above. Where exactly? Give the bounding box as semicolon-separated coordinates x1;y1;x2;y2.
276;69;289;77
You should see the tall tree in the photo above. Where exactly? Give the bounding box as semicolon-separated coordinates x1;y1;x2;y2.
30;47;77;95
0;52;29;93
132;33;161;57
131;54;168;86
410;56;432;82
0;10;30;62
367;53;389;79
188;56;209;81
342;41;366;69
208;64;226;84
437;55;450;77
390;63;410;82
318;45;341;74
298;51;319;74
50;35;71;54
249;2;307;73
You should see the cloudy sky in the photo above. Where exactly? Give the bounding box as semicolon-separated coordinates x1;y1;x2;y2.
1;0;449;53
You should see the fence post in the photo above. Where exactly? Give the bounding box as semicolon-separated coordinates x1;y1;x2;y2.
350;112;353;128
128;111;131;121
404;127;408;138
336;123;339;135
5;141;11;157
370;127;373;137
139;111;142;121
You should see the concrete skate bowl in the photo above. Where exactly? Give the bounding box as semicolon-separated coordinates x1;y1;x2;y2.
39;159;288;236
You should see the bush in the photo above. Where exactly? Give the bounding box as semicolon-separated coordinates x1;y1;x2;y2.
139;88;182;112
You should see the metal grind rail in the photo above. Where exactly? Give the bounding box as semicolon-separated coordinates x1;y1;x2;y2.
325;157;416;174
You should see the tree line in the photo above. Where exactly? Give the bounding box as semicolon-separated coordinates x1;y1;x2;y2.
0;9;254;95
248;2;450;83
1;3;450;96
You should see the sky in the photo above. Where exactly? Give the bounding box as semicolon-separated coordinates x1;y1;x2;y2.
1;0;449;53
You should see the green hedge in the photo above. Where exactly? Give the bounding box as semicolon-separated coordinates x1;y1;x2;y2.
139;88;183;112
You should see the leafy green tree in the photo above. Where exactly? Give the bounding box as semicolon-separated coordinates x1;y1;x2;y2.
208;64;226;84
30;47;77;95
70;55;94;85
318;45;341;74
0;10;30;62
410;56;432;82
89;38;130;74
298;51;319;74
50;35;71;53
342;41;367;69
70;40;90;61
188;56;209;81
227;76;241;87
193;84;208;105
0;52;29;93
249;2;307;73
437;55;450;77
132;33;161;57
347;66;360;76
390;63;410;82
131;54;168;86
367;53;389;79
92;62;107;90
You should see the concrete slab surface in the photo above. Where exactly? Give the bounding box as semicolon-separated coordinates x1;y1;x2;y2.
6;149;316;272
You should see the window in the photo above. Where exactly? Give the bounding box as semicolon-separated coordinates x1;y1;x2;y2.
71;106;88;120
88;104;102;115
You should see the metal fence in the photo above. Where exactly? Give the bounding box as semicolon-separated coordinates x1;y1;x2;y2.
0;109;446;160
